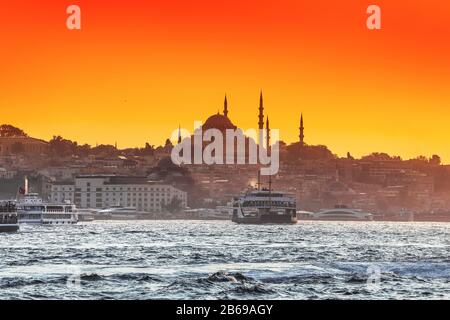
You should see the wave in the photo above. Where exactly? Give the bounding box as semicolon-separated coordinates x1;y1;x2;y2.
112;273;162;282
261;274;336;285
80;273;104;281
0;277;66;289
207;271;254;283
231;283;275;295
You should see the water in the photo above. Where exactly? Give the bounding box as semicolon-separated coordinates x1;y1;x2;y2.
1;220;449;299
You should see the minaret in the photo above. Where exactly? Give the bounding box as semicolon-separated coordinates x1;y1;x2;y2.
299;113;304;147
258;91;264;130
177;125;182;144
266;116;272;193
223;95;228;118
266;116;270;152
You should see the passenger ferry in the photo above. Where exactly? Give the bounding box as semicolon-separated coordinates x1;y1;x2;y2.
232;189;297;224
0;201;19;232
312;205;373;221
96;206;141;220
17;193;78;225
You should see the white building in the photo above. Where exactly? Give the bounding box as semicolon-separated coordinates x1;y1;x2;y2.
0;167;16;179
51;175;187;212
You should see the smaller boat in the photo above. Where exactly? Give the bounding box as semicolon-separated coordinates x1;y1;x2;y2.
0;201;19;232
96;206;141;220
311;205;373;221
183;207;231;220
76;209;97;222
296;210;315;219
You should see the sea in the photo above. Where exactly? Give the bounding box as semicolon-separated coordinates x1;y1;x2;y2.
0;220;449;299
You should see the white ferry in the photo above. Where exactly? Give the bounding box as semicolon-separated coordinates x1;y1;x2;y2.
312;205;373;221
0;201;19;232
76;208;97;222
17;193;78;225
232;189;297;224
96;206;141;220
184;207;231;220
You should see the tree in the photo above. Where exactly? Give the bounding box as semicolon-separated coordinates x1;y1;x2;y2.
361;152;401;161
0;124;27;137
142;143;155;156
49;135;77;157
91;144;119;157
414;155;428;162
76;144;92;157
429;155;441;166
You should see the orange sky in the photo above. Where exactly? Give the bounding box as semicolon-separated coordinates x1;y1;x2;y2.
1;1;450;162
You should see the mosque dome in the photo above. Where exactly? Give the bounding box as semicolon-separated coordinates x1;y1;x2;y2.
202;113;237;131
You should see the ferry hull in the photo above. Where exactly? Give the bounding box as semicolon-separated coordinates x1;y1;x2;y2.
18;219;78;225
0;224;19;232
18;219;42;225
232;215;297;224
307;216;372;222
94;214;138;220
42;220;78;225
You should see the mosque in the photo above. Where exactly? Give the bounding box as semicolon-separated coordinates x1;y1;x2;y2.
194;92;305;149
176;91;336;165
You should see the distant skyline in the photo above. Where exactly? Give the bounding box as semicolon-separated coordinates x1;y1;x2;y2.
1;1;450;162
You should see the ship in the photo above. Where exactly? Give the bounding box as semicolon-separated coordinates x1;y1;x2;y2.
184;207;232;220
15;177;78;225
17;193;78;225
311;205;373;221
0;201;19;232
231;189;297;224
96;205;141;220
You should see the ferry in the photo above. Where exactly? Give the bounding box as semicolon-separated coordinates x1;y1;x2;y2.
17;193;78;225
0;201;19;232
232;189;297;224
96;206;141;220
311;205;373;221
184;207;231;220
76;208;97;222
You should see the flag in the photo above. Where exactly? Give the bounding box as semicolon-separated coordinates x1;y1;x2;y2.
18;187;25;195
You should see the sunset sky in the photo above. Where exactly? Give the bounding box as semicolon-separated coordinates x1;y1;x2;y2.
1;1;449;162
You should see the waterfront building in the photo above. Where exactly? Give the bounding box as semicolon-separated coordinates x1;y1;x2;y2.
0;167;16;179
51;175;187;212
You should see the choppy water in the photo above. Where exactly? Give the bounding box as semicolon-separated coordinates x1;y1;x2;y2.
0;220;449;299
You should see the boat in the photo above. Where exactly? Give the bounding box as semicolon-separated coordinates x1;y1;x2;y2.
183;207;231;220
0;201;19;232
96;206;141;220
231;189;297;224
76;208;97;222
17;193;78;225
296;210;315;219
373;209;414;222
311;205;373;221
